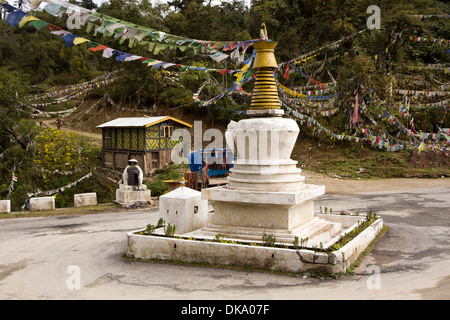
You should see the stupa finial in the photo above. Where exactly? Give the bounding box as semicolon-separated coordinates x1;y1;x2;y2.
247;24;284;117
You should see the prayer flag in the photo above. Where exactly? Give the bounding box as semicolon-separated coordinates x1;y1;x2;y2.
61;33;78;47
410;118;417;135
283;64;290;79
5;10;28;27
88;43;107;51
18;15;40;28
28;19;50;30
352;92;359;124
73;37;89;46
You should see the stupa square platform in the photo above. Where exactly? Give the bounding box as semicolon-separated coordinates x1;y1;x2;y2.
202;184;325;230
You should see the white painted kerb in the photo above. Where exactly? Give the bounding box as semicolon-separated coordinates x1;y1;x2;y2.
0;200;11;213
29;197;55;211
74;193;97;207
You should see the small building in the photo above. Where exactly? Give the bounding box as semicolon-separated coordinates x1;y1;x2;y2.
97;116;192;175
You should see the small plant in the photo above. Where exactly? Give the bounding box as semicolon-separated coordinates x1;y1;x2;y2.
366;212;378;221
262;233;276;247
165;223;176;237
311;270;340;279
157;218;165;227
293;236;300;248
300;237;308;247
214;233;226;242
146;224;156;233
325;206;328;214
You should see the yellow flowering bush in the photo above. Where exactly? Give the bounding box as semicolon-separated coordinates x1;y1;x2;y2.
34;128;82;172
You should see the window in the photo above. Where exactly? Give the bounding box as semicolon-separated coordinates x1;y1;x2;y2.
160;125;173;138
104;129;112;148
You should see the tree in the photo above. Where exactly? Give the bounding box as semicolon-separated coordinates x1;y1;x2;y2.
0;67;32;152
168;0;205;13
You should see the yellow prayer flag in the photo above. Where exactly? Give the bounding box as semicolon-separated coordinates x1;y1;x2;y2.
18;16;40;28
418;142;425;152
73;37;89;46
146;60;162;66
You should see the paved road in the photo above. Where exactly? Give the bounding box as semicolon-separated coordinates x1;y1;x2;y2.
0;186;449;300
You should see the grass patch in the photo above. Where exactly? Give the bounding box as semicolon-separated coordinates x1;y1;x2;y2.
0;203;122;219
327;213;379;252
346;225;389;275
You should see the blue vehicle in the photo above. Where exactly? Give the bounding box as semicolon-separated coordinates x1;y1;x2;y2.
188;148;234;177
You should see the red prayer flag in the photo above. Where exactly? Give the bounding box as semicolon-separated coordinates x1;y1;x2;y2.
283;64;290;79
88;44;108;52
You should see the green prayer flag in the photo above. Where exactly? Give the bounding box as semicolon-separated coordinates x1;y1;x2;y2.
28;20;50;30
153;43;168;55
87;41;98;48
86;21;94;33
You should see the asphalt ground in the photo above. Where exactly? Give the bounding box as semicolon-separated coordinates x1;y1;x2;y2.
0;181;449;301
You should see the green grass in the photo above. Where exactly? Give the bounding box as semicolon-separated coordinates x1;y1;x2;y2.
0;203;121;219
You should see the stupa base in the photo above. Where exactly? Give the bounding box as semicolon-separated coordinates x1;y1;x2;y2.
126;212;384;274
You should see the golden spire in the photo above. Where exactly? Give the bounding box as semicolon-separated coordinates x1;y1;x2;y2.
247;24;284;117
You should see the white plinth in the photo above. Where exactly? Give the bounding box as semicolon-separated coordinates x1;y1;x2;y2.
160;186;208;234
74;193;97;208
115;184;151;207
29;197;55;211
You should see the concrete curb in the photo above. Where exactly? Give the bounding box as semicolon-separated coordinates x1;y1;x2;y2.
126;218;384;274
